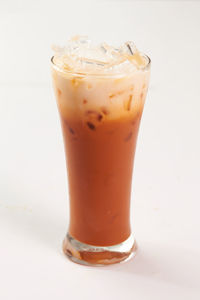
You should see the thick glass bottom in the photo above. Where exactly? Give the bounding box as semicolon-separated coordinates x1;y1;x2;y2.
63;233;137;266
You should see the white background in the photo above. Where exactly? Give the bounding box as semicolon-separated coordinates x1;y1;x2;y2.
0;0;200;299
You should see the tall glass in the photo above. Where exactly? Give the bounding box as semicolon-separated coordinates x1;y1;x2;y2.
51;55;150;266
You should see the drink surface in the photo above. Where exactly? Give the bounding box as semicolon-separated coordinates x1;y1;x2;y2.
52;36;150;246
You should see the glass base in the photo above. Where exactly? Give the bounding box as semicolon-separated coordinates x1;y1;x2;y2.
63;233;137;266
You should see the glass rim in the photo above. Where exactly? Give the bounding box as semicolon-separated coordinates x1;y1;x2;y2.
51;54;151;78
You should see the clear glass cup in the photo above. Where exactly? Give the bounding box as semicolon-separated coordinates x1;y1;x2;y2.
51;55;150;266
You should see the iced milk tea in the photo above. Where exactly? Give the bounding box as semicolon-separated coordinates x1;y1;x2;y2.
51;37;150;265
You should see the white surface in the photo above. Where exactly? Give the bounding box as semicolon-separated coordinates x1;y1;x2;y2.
0;1;200;299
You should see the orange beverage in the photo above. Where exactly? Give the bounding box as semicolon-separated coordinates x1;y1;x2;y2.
51;37;150;265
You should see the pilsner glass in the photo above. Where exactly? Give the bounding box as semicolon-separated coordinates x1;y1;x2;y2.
51;43;150;266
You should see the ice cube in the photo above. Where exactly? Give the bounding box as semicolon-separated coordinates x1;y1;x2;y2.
52;45;65;55
68;35;91;52
100;43;108;54
80;57;107;67
119;41;137;56
98;43;125;68
70;35;90;44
